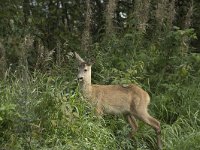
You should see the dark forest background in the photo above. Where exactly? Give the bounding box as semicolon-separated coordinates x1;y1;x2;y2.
0;0;200;149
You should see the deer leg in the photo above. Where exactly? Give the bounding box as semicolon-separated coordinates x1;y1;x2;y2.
148;115;162;150
127;115;138;136
137;112;162;150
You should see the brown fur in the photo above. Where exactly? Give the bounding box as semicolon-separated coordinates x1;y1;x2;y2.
75;52;162;150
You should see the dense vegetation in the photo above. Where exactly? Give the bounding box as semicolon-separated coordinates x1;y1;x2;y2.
0;0;200;149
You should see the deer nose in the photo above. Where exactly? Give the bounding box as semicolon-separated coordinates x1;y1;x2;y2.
78;77;83;81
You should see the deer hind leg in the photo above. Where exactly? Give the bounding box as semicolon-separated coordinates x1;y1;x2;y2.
127;115;138;136
137;111;162;150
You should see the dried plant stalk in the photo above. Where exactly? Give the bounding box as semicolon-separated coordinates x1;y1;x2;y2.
19;35;33;83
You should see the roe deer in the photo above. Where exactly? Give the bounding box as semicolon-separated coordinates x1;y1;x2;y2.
75;52;162;150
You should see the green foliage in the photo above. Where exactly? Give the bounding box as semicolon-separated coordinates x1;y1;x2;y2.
1;0;200;149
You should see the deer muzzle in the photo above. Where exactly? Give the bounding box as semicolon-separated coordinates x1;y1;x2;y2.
78;77;83;82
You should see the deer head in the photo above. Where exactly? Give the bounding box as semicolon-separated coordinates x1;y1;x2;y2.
75;52;92;85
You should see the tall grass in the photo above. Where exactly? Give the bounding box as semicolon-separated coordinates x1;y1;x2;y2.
1;51;200;149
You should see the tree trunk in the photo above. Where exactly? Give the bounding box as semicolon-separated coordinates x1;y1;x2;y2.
155;0;176;31
167;0;176;28
105;0;117;35
181;0;194;55
61;0;71;31
81;0;92;52
23;0;31;25
47;0;58;61
134;0;150;32
155;0;168;27
0;39;6;78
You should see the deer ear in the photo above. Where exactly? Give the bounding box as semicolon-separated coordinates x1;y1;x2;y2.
74;52;85;64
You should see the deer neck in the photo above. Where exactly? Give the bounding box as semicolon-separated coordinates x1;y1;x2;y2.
80;79;92;98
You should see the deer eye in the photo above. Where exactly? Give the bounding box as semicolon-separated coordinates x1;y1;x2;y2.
84;69;87;72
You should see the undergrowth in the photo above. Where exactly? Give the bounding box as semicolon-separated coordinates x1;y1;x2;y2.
1;29;200;149
1;52;200;150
